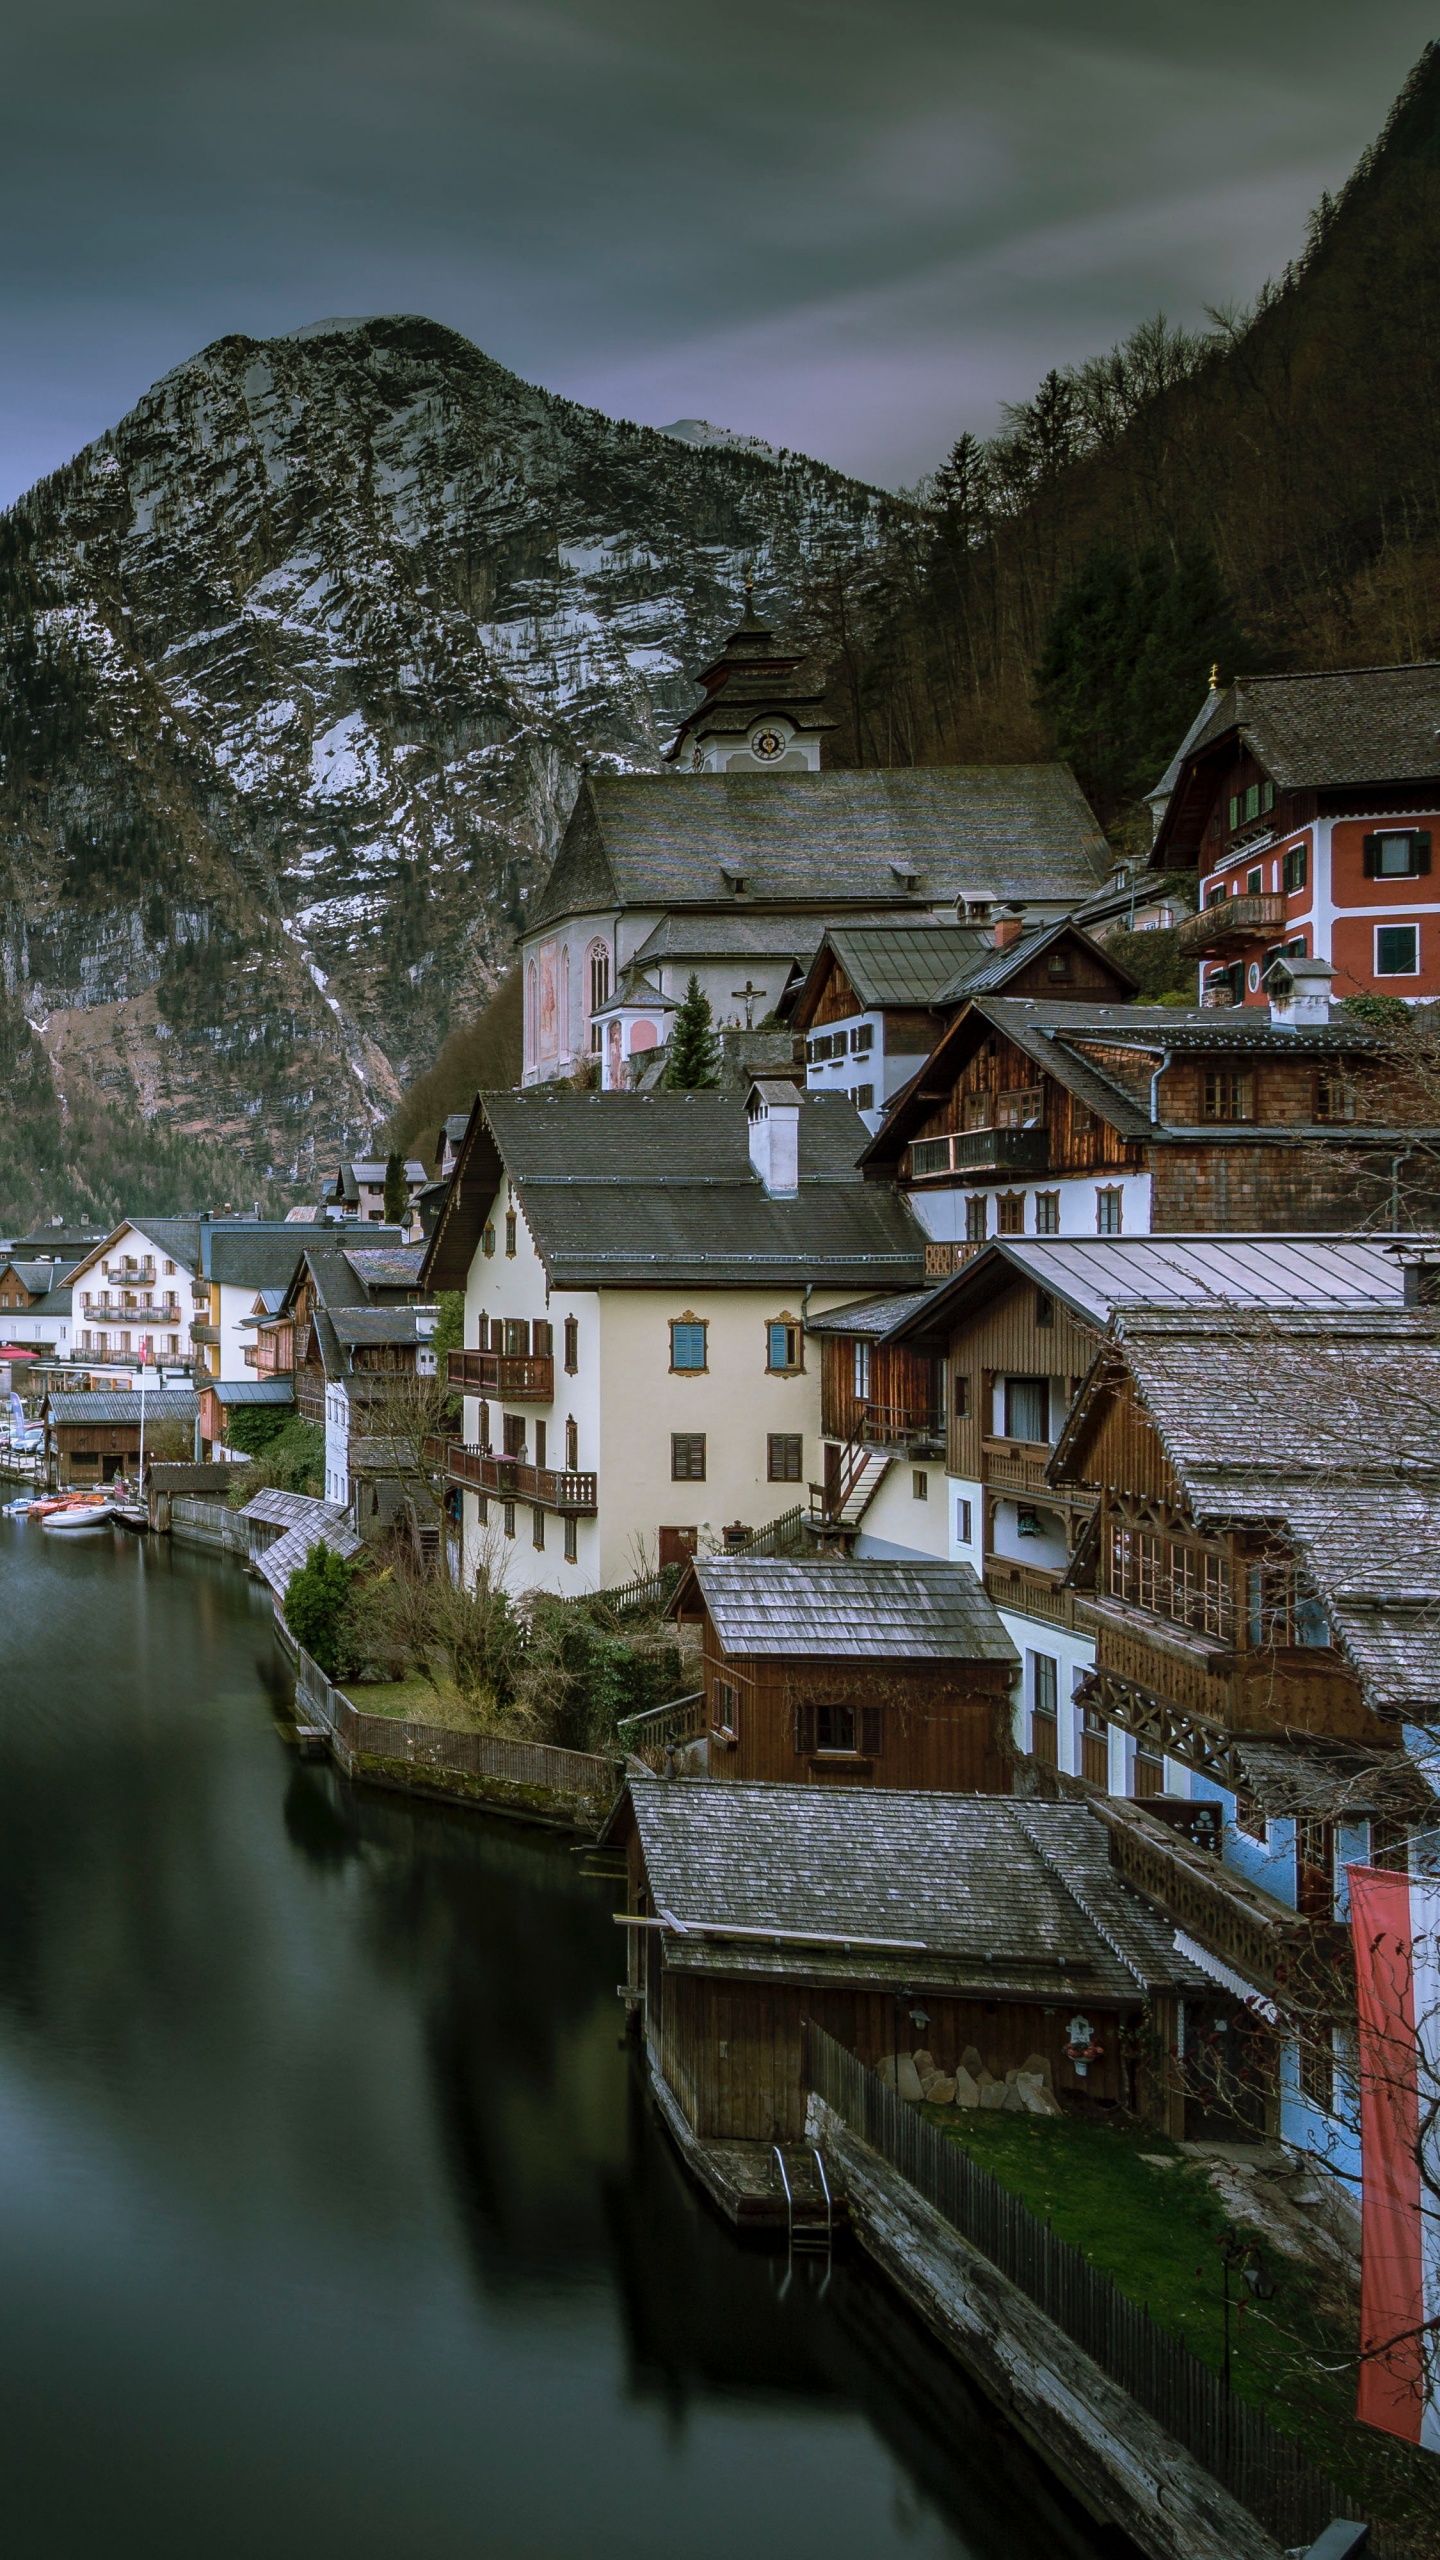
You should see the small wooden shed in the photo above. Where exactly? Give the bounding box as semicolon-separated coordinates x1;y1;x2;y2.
607;1778;1211;2154
670;1555;1018;1791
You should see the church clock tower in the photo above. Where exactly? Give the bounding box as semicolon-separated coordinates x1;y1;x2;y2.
664;586;835;773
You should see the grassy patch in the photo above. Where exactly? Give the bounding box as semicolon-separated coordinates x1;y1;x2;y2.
925;2108;1435;2541
345;1674;495;1731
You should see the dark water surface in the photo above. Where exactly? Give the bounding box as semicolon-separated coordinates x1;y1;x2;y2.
0;1517;1132;2559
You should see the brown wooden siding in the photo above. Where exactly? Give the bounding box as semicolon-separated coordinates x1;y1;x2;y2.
911;1031;1138;1178
812;955;861;1027
696;1600;1012;1792
819;1336;943;1444
944;1276;1100;1481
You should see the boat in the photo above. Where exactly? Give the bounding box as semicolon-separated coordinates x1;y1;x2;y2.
41;1500;117;1533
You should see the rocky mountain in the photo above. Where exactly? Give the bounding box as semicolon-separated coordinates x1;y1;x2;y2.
0;316;901;1214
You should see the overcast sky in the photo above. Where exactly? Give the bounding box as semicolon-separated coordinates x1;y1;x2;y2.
0;1;1434;504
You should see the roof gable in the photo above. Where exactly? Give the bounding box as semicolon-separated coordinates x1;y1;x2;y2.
1152;662;1440;864
684;1557;1016;1662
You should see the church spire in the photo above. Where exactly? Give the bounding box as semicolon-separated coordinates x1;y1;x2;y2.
664;580;835;773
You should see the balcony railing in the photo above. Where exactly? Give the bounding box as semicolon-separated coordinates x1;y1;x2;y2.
983;1561;1075;1629
983;1437;1097;1508
908;1127;1047;1181
924;1241;983;1278
441;1441;598;1515
858;1400;945;1456
1176;893;1286;957
189;1321;219;1346
448;1348;555;1402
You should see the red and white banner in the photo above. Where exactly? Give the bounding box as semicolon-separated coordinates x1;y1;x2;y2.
1349;1865;1440;2449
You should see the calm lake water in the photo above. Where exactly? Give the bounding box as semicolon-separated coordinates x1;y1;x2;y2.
0;1512;1134;2559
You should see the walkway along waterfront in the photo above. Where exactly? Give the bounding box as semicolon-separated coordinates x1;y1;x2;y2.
0;1503;1133;2560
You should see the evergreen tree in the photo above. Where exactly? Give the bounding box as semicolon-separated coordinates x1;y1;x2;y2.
284;1539;359;1679
1033;542;1254;828
664;975;720;1089
382;1150;407;1224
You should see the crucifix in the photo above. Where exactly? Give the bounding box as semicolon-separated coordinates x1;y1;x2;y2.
732;978;765;1029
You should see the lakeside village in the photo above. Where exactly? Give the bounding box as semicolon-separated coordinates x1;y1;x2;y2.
11;617;1440;2557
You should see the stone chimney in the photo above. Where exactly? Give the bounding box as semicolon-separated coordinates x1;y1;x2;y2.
1264;954;1334;1028
747;1080;800;1196
992;905;1027;951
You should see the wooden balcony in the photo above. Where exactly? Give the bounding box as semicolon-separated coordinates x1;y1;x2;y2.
858;1400;945;1456
189;1322;220;1346
924;1241;983;1278
1176;893;1286;957
448;1347;555;1401
909;1126;1048;1182
983;1561;1075;1629
983;1437;1096;1509
441;1440;597;1515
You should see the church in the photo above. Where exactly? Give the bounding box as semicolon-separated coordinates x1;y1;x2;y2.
517;599;1114;1090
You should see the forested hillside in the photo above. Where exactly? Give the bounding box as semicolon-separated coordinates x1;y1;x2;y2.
824;43;1440;844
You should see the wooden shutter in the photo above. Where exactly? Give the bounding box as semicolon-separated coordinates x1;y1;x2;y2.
1416;831;1432;874
1362;833;1379;877
794;1702;815;1755
532;1318;553;1356
860;1706;883;1757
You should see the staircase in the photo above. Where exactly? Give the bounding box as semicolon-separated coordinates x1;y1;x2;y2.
810;1440;891;1539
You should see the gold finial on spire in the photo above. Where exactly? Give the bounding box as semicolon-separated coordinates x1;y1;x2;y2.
1209;662;1221;691
744;566;755;603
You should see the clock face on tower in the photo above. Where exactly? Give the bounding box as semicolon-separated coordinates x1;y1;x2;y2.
750;726;786;761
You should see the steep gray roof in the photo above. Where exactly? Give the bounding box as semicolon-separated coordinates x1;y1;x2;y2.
620;1782;1210;2002
259;1515;363;1599
688;1557;1017;1662
805;1287;940;1338
202;1224;352;1289
933;918;1137;1003
531;769;1111;930
632;912;855;964
44;1390;199;1426
1055;1308;1440;1718
810;922;988;1010
429;1089;927;1292
1168;663;1440;793
328;1308;427;1346
241;1488;347;1530
342;1246;427;1291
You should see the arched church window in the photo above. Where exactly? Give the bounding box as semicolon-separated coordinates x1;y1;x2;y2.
588;941;611;1018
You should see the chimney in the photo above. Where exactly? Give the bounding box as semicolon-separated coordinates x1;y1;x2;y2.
747;1081;800;1196
1265;955;1334;1029
992;905;1026;951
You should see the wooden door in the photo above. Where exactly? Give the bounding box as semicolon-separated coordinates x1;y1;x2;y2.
659;1526;698;1570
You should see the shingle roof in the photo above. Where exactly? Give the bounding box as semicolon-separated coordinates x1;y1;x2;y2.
1231;1736;1435;1821
687;1557;1017;1662
933;918;1138;1003
426;1089;927;1293
259;1515;363;1599
328;1308;427;1346
43;1389;199;1425
145;1462;240;1492
1054;1307;1440;1718
241;1488;347;1530
619;1782;1211;2001
531;769;1112;930
342;1246;427;1291
200;1224;352;1288
632;912;857;965
1168;664;1440;794
805;1287;941;1338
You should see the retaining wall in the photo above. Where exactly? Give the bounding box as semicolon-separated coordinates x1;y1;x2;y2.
279;1618;617;1834
167;1495;249;1558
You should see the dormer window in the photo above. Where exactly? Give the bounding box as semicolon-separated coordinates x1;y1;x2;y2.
721;869;749;896
965;898;992;922
891;863;921;891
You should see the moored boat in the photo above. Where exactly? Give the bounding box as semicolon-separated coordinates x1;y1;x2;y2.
41;1500;117;1533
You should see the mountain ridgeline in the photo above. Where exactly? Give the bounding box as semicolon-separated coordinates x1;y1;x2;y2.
830;43;1440;829
0;318;902;1222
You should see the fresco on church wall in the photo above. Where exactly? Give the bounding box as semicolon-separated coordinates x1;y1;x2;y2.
537;939;559;1060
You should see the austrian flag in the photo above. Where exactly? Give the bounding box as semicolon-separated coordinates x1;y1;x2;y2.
1349;1866;1440;2449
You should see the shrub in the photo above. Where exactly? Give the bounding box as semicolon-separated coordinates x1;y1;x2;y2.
285;1539;361;1680
223;1402;293;1457
227;1417;325;1502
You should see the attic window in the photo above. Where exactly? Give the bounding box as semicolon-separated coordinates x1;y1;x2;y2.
722;869;749;895
891;863;921;891
1046;948;1072;980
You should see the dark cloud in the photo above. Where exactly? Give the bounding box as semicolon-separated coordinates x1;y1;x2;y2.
0;0;1433;499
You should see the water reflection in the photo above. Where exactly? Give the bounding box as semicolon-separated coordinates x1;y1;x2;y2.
0;1520;1133;2559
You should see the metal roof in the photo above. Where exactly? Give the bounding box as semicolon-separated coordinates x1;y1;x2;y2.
531;769;1111;931
930;1234;1411;1331
43;1390;199;1426
620;1782;1211;2002
815;923;988;1008
687;1557;1017;1663
241;1489;349;1530
207;1379;295;1406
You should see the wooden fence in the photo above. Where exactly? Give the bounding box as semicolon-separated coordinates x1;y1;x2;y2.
805;2024;1352;2553
582;1504;811;1619
167;1494;249;1558
281;1620;617;1833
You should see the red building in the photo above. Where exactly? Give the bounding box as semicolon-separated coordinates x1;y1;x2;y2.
1151;664;1440;1007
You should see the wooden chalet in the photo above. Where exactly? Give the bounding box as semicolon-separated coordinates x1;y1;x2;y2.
786;915;1137;1131
861;984;1440;1253
669;1556;1017;1790
607;1779;1215;2195
1047;1304;1440;1910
